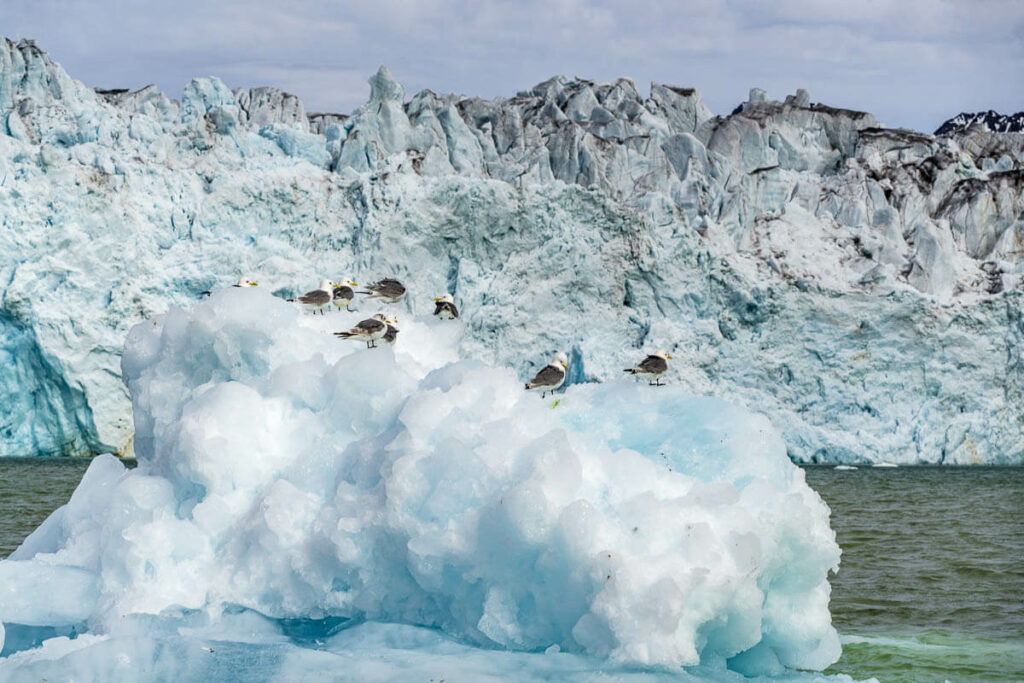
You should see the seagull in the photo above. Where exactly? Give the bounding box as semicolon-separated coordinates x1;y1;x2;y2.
335;313;391;348
383;319;399;345
358;278;406;305
332;279;358;312
289;279;335;315
624;350;673;386
433;293;459;319
201;277;257;296
525;352;569;398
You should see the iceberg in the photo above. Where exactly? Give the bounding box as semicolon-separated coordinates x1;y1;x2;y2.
0;290;845;679
1;36;1022;464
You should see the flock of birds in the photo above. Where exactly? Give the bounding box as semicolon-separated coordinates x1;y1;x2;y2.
217;276;673;397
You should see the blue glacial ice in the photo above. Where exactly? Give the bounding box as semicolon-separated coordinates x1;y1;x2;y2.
0;37;1022;463
0;290;851;680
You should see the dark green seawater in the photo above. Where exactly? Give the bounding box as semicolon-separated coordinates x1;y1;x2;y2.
805;466;1024;682
1;460;1021;681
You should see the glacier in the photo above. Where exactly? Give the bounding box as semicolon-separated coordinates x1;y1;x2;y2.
0;289;852;680
0;36;1022;464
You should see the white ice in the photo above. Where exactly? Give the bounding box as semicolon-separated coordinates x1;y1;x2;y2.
0;290;844;679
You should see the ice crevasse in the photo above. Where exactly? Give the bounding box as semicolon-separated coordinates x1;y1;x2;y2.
0;289;845;680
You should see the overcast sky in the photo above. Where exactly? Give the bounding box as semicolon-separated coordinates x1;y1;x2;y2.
3;0;1022;132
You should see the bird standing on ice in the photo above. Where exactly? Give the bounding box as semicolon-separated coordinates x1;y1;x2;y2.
359;278;406;305
624;350;673;386
201;277;257;296
290;279;335;315
332;279;358;312
335;313;392;348
433;293;459;319
525;352;569;398
382;319;399;345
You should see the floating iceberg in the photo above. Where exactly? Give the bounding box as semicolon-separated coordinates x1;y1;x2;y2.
0;291;845;680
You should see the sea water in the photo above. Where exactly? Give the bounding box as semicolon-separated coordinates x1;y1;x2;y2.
2;460;1021;680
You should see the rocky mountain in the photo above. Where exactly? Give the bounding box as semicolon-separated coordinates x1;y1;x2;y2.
1;37;1022;463
936;110;1024;135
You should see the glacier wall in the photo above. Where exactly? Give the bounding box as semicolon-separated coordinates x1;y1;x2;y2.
1;37;1022;463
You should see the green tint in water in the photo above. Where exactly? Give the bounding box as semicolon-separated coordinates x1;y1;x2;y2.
1;460;1021;681
806;466;1024;682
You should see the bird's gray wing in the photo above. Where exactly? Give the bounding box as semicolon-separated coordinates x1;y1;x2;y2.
333;286;354;300
637;356;668;374
376;279;406;297
444;302;459;318
383;324;399;343
530;365;565;387
298;290;331;305
356;318;386;334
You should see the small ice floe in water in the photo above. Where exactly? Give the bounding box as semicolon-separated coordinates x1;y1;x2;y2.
0;289;843;679
873;462;899;468
834;465;858;471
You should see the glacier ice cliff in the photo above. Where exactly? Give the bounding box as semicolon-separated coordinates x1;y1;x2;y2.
0;290;847;679
0;36;1022;463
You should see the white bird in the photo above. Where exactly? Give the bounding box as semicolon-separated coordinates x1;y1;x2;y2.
201;277;257;297
382;319;399;345
525;352;569;398
624;350;673;386
289;279;335;315
433;293;459;319
335;313;392;348
332;278;358;312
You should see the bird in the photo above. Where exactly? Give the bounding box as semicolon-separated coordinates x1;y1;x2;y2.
332;279;358;312
201;277;257;296
335;313;391;348
624;350;673;386
288;279;335;315
525;352;569;398
382;319;399;345
358;278;406;305
433;293;459;319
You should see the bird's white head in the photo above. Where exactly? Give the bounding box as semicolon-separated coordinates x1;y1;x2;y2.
319;279;335;291
554;351;569;370
236;277;258;287
372;313;388;322
338;278;357;287
386;316;399;327
434;293;454;303
654;349;673;360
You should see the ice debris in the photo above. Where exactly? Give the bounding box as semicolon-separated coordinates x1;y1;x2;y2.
0;290;842;678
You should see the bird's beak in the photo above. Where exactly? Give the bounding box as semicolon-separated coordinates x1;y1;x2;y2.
351;282;357;286
250;282;258;286
666;355;673;359
561;362;569;370
434;297;441;301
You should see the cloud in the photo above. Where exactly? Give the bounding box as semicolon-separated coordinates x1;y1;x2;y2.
3;0;1021;130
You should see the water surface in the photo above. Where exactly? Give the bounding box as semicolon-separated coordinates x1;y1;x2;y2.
2;459;1021;681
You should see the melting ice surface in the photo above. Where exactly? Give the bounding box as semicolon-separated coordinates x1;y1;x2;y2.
0;290;852;680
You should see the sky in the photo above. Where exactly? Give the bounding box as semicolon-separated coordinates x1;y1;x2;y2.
2;0;1022;132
